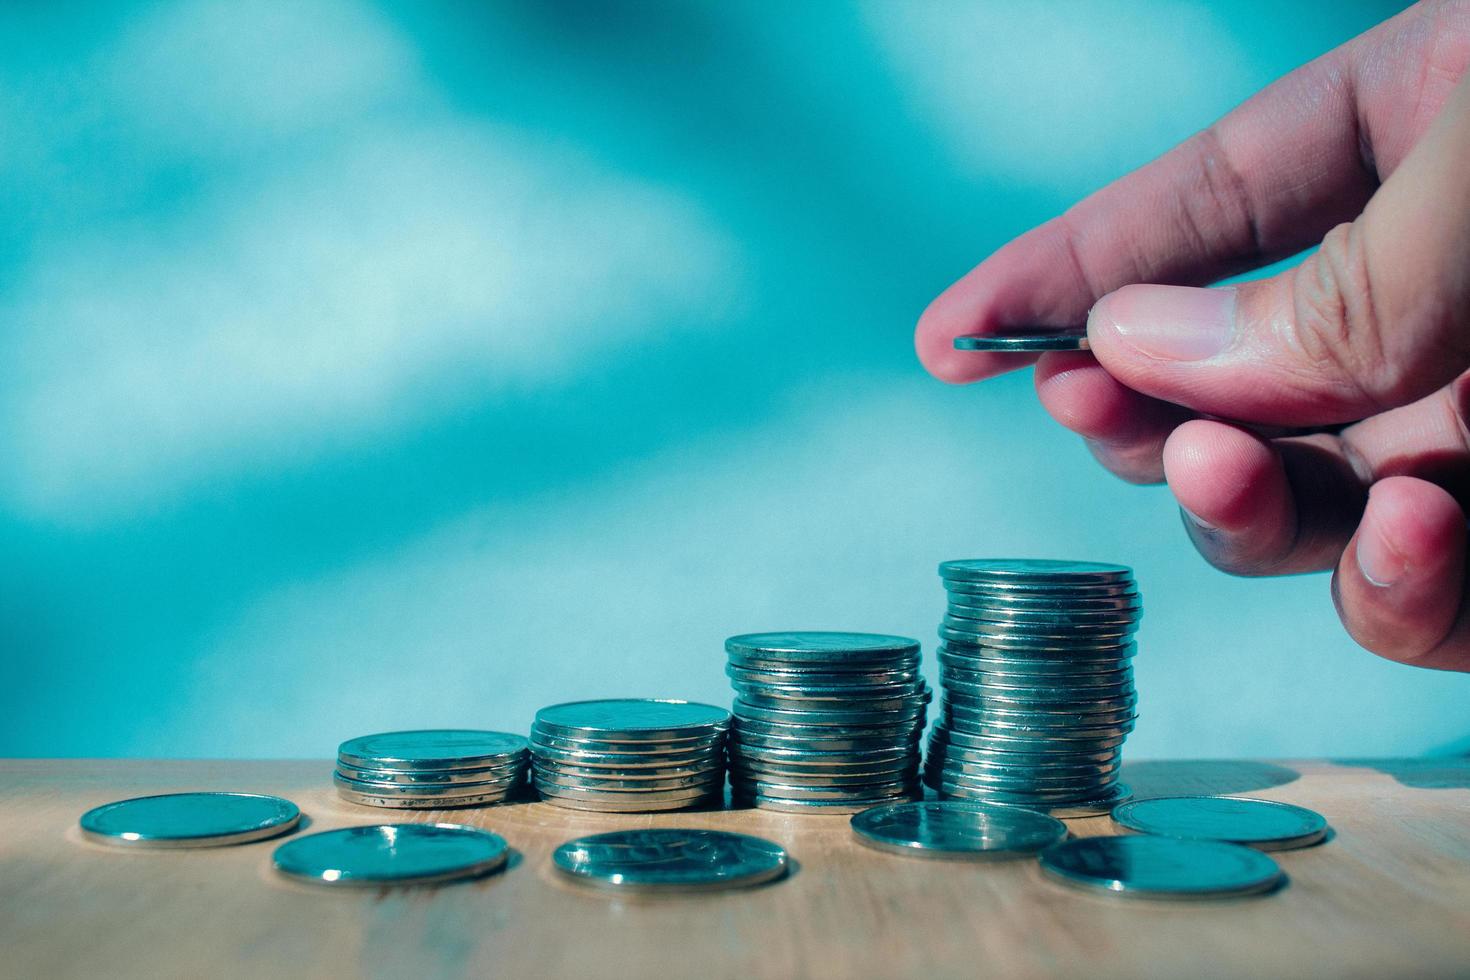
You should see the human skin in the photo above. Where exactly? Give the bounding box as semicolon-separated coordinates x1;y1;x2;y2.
915;1;1470;671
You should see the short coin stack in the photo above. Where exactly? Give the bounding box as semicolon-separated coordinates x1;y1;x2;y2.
530;699;730;812
726;631;929;813
334;730;529;808
926;559;1141;816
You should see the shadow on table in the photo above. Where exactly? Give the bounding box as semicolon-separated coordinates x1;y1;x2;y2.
1120;759;1301;799
1332;755;1470;790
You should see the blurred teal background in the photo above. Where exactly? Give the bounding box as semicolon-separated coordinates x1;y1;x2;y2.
5;0;1465;760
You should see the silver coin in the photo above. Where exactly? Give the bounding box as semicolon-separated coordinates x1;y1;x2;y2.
532;781;717;803
729;745;916;768
944;582;1139;600
731;717;922;741
733;700;926;727
1111;797;1328;851
938;730;1128;753
727;665;921;687
336;786;516;809
336;730;529;771
938;653;1135;677
953;331;1089;352
733;690;930;713
939;782;1133;817
733;789;919;814
533;760;723;782
940;559;1132;583
944;605;1141;627
333;772;522;797
939;648;1137;669
552;829;787;893
939;633;1139;655
929;747;1121;772
941;623;1137;645
944;720;1136;742
538;790;721;813
534;770;724;793
939;665;1134;688
948;593;1142;612
334;760;525;786
726;631;919;663
79;792;301;849
534;700;730;742
941;683;1137;709
851;800;1067;860
943;702;1138;725
734;778;918;802
1039;835;1283;898
273;823;508;886
730;767;917;789
530;729;724;755
730;679;927;702
732;731;920;754
931;756;1120;781
529;745;724;770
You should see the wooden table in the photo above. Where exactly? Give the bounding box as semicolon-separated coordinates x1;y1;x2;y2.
3;758;1468;979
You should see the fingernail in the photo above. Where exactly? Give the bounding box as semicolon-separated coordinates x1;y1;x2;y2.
1355;523;1404;588
1091;285;1237;361
1180;506;1218;532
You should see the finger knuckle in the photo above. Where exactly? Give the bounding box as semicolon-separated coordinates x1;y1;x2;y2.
1287;222;1392;409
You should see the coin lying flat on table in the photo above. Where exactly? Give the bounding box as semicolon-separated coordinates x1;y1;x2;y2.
273;823;509;887
553;829;788;893
1111;796;1329;851
1039;835;1283;899
80;792;301;848
851;800;1067;860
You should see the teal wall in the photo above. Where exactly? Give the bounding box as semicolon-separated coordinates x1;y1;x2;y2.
6;0;1465;760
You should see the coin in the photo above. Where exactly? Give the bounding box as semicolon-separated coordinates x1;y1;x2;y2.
940;559;1132;583
726;632;919;662
528;745;723;770
534;700;730;741
529;731;724;755
539;792;722;813
732;790;918;814
533;770;724;793
333;772;522;797
334;760;525;786
953;332;1089;352
336;730;528;771
273;823;509;886
334;787;518;809
79;792;301;849
851;800;1068;860
1111;796;1329;851
552;829;787;893
1039;835;1283;899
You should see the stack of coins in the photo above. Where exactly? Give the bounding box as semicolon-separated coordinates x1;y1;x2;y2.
334;730;529;808
925;559;1141;816
725;631;929;813
530;699;730;812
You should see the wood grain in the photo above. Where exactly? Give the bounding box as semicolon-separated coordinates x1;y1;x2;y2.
2;758;1468;979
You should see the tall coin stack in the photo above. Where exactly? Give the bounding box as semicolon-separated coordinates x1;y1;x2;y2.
726;632;929;813
334;730;530;808
926;559;1141;817
530;699;730;812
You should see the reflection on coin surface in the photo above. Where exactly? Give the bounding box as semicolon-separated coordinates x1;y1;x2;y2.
954;332;1089;352
940;559;1131;582
1039;835;1283;899
726;632;919;663
1111;796;1328;851
851;801;1067;860
553;829;787;892
337;730;529;771
534;700;730;740
80;792;301;848
273;823;508;886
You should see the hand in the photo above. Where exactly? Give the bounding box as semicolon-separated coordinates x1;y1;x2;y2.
915;1;1470;671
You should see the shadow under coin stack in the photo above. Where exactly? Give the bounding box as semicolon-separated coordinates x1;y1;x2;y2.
726;632;929;813
530;699;730;812
334;730;529;808
926;559;1142;817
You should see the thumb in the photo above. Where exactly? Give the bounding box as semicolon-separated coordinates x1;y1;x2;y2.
1086;73;1470;427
